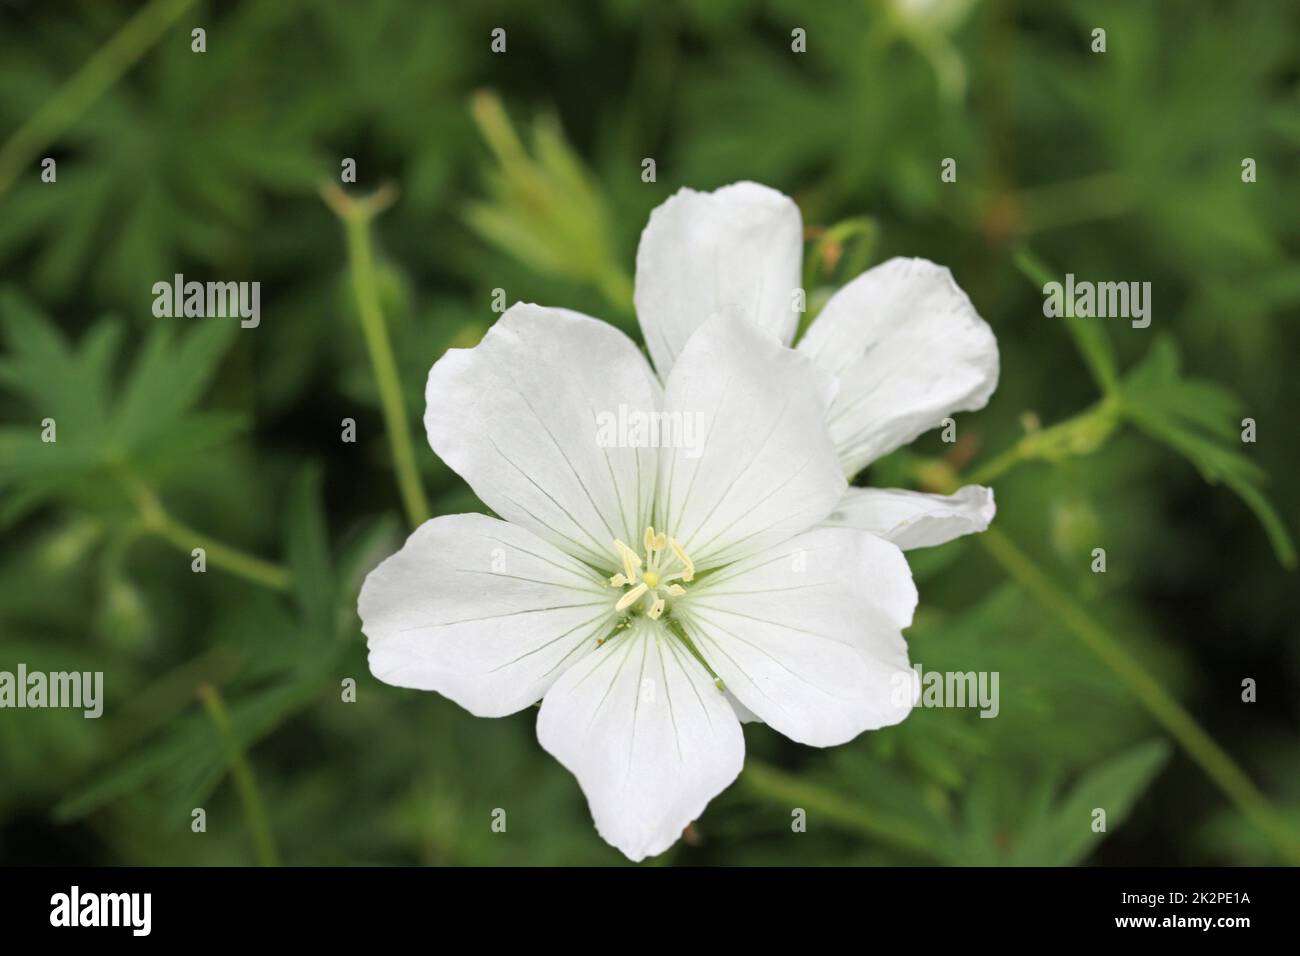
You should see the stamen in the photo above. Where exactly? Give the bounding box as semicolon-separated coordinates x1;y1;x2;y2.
615;581;648;611
642;525;669;558
607;534;697;622
668;538;695;582
613;539;641;581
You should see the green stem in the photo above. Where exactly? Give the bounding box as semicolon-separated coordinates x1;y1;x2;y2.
1011;246;1121;395
146;509;291;592
798;217;879;342
979;526;1300;864
196;684;281;867
322;184;431;528
740;759;946;862
125;473;290;591
0;0;196;198
966;396;1120;486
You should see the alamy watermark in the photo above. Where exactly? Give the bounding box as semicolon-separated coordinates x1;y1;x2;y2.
152;273;260;328
891;664;1000;718
595;404;710;459
50;886;150;936
1042;273;1150;328
0;663;103;718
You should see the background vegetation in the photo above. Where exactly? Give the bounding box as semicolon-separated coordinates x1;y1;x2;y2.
1;0;1297;865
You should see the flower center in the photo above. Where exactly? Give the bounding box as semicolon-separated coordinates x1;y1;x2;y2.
607;526;695;621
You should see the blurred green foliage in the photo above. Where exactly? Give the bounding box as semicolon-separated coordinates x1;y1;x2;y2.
1;0;1297;866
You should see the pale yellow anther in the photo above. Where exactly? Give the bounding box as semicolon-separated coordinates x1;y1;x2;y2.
669;538;695;582
609;572;628;588
613;539;641;581
647;596;666;620
615;582;648;612
665;584;686;597
642;526;669;554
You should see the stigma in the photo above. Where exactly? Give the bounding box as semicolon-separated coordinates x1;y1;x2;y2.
608;526;694;621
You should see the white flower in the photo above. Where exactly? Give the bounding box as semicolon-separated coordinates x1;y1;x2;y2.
359;181;999;862
635;181;1000;552
359;306;919;861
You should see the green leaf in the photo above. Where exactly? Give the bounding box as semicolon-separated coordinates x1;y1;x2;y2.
1121;337;1295;567
1010;739;1171;865
0;292;243;521
285;465;335;635
0;289;108;429
111;318;237;447
53;672;326;825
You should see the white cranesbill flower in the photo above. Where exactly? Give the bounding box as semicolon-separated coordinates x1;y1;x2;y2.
359;308;919;861
360;180;1000;862
636;181;1000;550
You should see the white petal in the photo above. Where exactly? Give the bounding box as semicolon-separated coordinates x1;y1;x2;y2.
536;619;744;862
635;182;803;379
825;485;996;550
798;257;999;477
425;303;662;567
678;527;917;747
656;311;846;569
359;514;616;718
726;692;763;724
